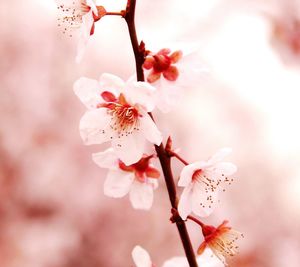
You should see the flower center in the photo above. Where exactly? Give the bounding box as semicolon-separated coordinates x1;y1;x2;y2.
100;92;140;137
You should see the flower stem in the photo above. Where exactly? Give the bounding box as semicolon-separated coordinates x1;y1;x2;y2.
124;1;198;266
168;151;189;166
187;215;205;228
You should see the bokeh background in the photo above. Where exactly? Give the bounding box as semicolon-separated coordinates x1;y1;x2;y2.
1;0;300;266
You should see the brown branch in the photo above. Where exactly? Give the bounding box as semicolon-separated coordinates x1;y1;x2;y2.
124;1;198;266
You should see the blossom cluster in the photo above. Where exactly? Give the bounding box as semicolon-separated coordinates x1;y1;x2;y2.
56;0;243;266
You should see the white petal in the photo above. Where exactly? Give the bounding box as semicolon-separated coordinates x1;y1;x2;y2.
139;113;162;146
86;0;97;14
79;109;111;145
178;162;208;187
191;183;219;217
92;148;119;169
129;181;154;210
207;148;232;165
73;77;101;109
112;131;145;165
178;184;193;220
196;248;224;267
104;170;134;198
76;11;94;63
99;73;125;96
208;162;237;181
132;246;152;267
162;257;189;267
124;80;156;111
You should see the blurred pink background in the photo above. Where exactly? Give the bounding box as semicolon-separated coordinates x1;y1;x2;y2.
1;0;300;266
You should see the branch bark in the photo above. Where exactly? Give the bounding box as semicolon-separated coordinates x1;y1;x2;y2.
124;1;198;266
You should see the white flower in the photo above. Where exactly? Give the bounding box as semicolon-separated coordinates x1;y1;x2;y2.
143;45;208;113
163;248;224;267
74;73;162;165
93;148;160;210
56;0;106;62
131;246;224;267
197;220;243;266
178;148;237;219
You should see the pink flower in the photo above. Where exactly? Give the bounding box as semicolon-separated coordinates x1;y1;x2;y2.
56;0;106;62
143;45;208;113
93;148;160;210
74;73;162;165
197;220;243;265
178;148;237;219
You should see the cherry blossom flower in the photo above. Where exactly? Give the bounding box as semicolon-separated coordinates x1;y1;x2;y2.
93;148;160;210
131;245;224;267
178;148;237;219
197;220;243;265
163;248;224;267
56;0;106;62
74;73;162;165
143;45;208;112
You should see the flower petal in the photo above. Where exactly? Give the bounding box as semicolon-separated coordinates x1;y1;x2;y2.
86;0;98;15
92;148;119;169
99;73;124;96
207;148;232;165
76;11;94;63
73;77;101;109
129;181;154;210
124;81;156;112
132;246;152;267
104;170;134;198
112;131;145;165
79;109;111;145
178;183;193;220
139;113;162;146
191;183;219;217
207;162;237;182
178;162;208;187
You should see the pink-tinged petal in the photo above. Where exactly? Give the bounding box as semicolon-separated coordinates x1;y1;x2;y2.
178;162;208;187
124;81;156;112
132;246;152;267
147;70;161;83
86;0;98;15
104;170;134;198
162;257;189;267
139;114;162;146
112;132;145;166
196;248;224;267
207;148;232;165
143;57;154;70
76;11;94;63
73;77;101;109
208;162;237;181
163;66;179;81
79;109;111;145
170;50;183;63
92;148;119;169
178;184;193;220
191;183;219;217
129;181;154;210
99;73;125;96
